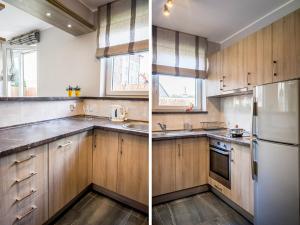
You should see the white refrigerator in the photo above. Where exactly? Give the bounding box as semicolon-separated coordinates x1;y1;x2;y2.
252;79;300;225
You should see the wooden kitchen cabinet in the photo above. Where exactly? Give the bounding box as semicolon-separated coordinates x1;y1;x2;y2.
153;138;209;196
152;140;176;196
175;138;208;191
117;134;148;205
0;145;48;225
93;130;148;205
272;8;300;82
243;33;258;88
78;131;93;192
49;134;79;216
230;144;254;215
92;130;119;192
256;25;273;85
207;53;221;96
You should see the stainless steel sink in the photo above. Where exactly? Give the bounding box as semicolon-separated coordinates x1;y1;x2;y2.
123;122;148;132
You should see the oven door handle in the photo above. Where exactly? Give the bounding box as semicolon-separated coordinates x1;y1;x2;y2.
210;147;229;155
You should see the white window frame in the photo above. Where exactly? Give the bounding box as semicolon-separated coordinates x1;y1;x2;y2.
0;44;37;97
104;52;149;97
152;74;205;112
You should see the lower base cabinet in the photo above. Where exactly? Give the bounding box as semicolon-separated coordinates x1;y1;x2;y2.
209;143;254;215
153;137;209;196
0;145;48;225
93;130;148;205
49;131;93;217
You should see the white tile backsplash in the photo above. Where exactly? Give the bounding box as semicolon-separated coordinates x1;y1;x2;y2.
220;94;253;132
0;100;83;128
83;99;148;122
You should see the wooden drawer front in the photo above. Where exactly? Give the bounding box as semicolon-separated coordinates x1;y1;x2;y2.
208;177;231;198
0;145;48;225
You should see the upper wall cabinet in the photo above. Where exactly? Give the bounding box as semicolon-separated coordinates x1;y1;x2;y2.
272;9;300;82
207;8;300;96
3;0;96;36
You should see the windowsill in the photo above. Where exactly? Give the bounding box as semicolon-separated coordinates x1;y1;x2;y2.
83;96;149;101
152;110;208;114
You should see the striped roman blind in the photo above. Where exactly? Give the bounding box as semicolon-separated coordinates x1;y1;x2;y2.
96;0;149;58
152;26;208;78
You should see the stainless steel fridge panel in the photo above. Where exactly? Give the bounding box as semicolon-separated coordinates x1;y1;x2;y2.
254;80;300;145
254;139;299;225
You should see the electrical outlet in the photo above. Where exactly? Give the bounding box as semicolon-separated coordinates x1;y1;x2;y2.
69;104;76;112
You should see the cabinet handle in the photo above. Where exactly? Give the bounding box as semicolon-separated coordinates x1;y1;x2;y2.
230;148;234;162
58;141;72;149
14;155;36;165
273;60;277;77
16;205;37;221
15;189;37;203
120;138;124;155
177;144;181;157
214;184;223;192
93;135;97;149
222;76;226;87
247;72;251;85
219;79;223;91
15;172;37;184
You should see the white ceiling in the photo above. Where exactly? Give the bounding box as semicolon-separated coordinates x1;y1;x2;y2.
0;1;52;40
79;0;117;11
153;0;299;44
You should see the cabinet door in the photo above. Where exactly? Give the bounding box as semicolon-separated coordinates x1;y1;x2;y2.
206;53;221;96
0;145;48;225
117;134;148;205
175;138;208;191
256;25;273;85
78;131;93;192
243;33;257;88
222;47;232;91
92;130;119;192
49;135;79;216
152;140;176;196
272;9;300;82
230;144;254;215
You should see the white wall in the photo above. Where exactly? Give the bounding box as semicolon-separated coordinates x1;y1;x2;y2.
37;27;100;97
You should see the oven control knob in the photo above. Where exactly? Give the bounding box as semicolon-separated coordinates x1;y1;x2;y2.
217;141;220;145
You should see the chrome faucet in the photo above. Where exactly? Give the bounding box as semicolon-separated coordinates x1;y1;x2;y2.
158;123;167;133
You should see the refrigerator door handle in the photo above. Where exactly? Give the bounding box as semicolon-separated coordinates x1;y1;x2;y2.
251;138;258;180
252;97;258;137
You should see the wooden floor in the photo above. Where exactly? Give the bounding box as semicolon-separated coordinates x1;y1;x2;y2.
53;192;148;225
153;192;252;225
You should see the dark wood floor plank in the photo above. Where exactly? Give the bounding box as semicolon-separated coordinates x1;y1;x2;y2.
153;192;253;225
54;192;147;225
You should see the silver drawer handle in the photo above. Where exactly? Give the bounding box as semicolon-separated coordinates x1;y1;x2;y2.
15;172;37;184
15;189;37;203
14;155;36;165
16;205;37;221
58;141;72;148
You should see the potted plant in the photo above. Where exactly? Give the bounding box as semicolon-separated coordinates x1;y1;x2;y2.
66;85;73;97
74;85;81;97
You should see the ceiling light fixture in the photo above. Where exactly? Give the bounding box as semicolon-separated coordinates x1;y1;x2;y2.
166;0;173;8
163;4;170;16
46;12;51;17
67;24;72;28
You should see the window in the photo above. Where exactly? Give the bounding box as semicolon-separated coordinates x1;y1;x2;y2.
104;51;149;96
0;45;37;97
153;74;205;111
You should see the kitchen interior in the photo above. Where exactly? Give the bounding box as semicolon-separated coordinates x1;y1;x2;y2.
0;0;149;225
152;0;300;225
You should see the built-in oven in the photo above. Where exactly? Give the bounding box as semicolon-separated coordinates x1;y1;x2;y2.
209;139;231;189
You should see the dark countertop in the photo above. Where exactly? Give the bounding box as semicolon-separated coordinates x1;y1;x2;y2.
0;116;148;158
152;129;251;146
0;96;148;101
